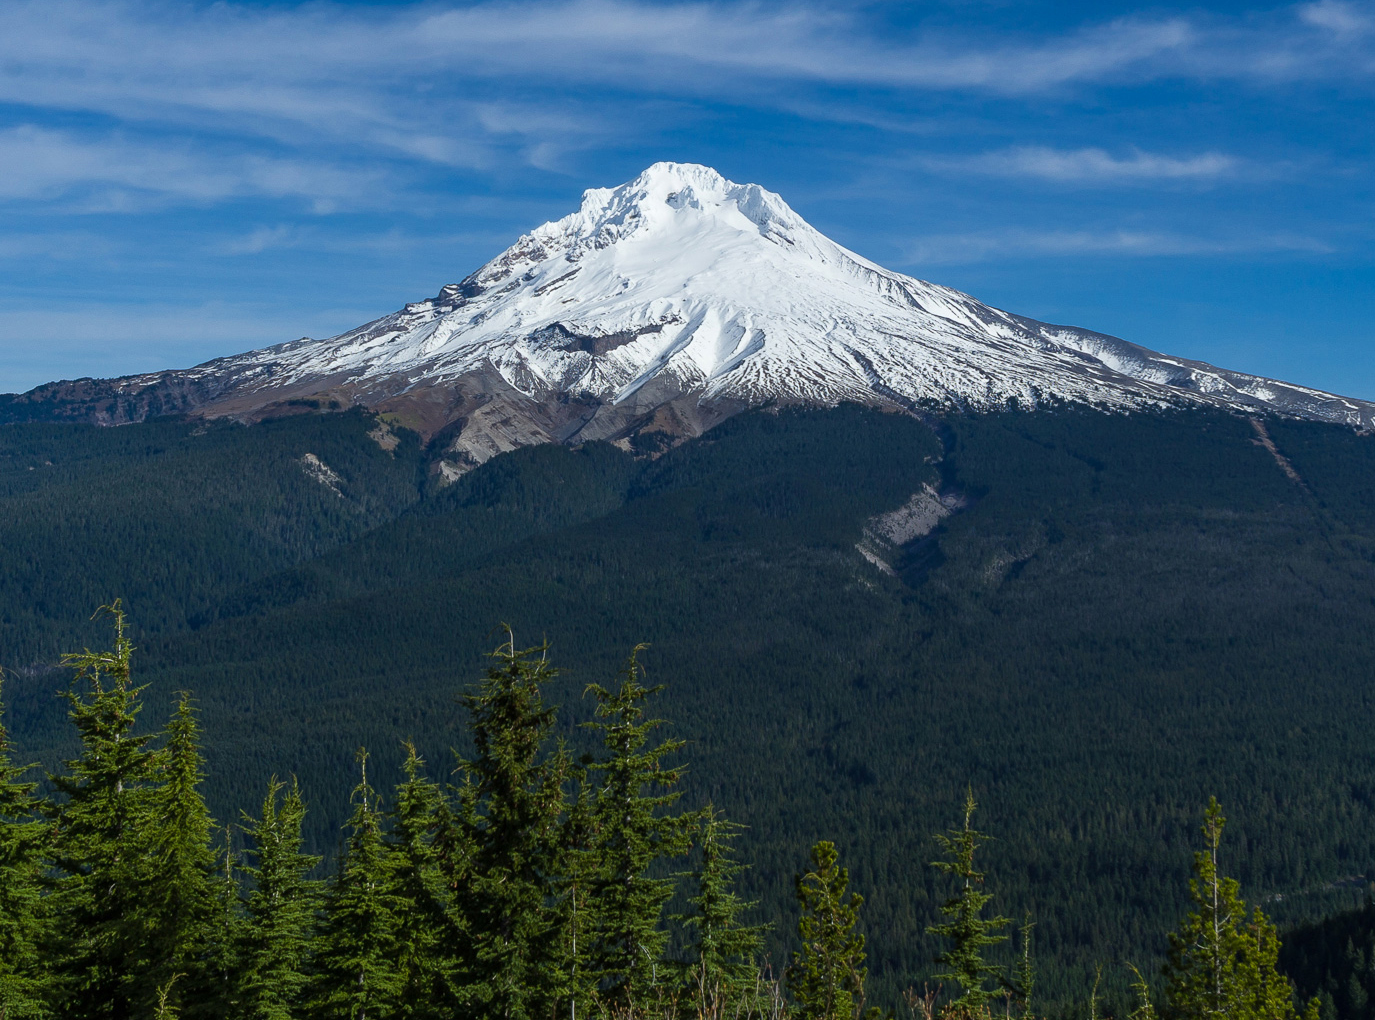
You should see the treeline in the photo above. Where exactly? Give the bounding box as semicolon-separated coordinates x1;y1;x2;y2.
0;605;1332;1020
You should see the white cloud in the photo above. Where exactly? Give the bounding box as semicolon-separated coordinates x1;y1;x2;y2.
0;1;1366;215
0;126;385;211
1300;0;1374;36
211;225;513;257
0;1;1368;154
928;146;1240;184
904;228;1334;264
219;225;298;256
0;231;116;260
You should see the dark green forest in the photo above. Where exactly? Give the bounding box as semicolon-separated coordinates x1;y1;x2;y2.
0;606;1329;1020
2;403;1375;1012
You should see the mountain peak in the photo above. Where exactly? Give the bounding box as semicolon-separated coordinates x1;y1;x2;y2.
530;162;809;261
5;164;1373;453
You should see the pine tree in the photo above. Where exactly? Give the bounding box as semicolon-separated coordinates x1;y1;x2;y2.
0;674;51;1020
388;743;462;1018
928;791;1009;1013
145;693;219;1018
1163;798;1317;1020
311;749;404;1020
583;646;693;1014
47;602;163;1018
239;777;321;1020
451;632;572;1020
787;840;876;1020
674;807;770;1018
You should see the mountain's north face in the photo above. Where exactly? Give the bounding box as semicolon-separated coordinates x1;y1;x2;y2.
5;163;1372;468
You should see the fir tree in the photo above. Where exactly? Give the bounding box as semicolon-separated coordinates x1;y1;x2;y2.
674;807;770;1017
47;602;163;1018
145;693;219;1018
1013;915;1035;1018
1163;798;1317;1020
202;827;246;1020
787;840;875;1020
239;777;321;1020
928;791;1010;1013
552;757;600;1020
311;749;404;1020
583;645;693;1014
1127;963;1158;1020
451;632;572;1020
0;674;51;1020
388;743;462;1018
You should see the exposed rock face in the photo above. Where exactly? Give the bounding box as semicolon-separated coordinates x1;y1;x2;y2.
5;162;1373;449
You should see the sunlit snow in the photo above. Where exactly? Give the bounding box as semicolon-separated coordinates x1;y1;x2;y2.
168;163;1375;431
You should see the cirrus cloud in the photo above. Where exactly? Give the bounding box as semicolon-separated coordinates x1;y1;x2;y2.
923;147;1241;185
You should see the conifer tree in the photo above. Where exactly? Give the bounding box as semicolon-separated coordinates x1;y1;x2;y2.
928;792;1010;1013
1013;915;1035;1018
203;828;246;1020
583;646;693;1014
452;632;572;1020
239;777;321;1020
0;675;51;1020
388;743;462;1018
674;807;770;1017
552;759;600;1020
311;749;404;1020
787;840;875;1020
145;693;219;1017
47;602;163;1018
1163;798;1317;1020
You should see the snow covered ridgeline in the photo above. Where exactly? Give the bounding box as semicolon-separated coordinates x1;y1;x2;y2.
4;162;1373;448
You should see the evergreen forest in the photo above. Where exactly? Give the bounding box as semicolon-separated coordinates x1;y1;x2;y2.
0;603;1335;1020
2;403;1375;1013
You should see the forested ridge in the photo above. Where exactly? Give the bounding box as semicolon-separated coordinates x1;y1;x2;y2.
2;404;1375;1010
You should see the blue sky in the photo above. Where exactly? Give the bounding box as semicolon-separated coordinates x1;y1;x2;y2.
1;0;1372;398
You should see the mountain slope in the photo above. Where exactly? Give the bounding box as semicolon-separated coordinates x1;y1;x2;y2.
9;404;1375;1011
0;410;426;663
3;163;1371;462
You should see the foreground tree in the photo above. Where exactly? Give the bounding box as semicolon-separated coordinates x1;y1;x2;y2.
451;633;571;1020
1163;798;1316;1020
553;770;599;1020
46;603;164;1018
0;676;51;1019
144;693;220;1017
388;743;463;1018
583;646;694;1014
202;829;246;1020
239;778;321;1020
310;750;404;1020
928;792;1010;1014
787;841;876;1020
675;807;770;1017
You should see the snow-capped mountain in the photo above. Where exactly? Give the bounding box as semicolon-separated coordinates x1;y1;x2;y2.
5;162;1372;465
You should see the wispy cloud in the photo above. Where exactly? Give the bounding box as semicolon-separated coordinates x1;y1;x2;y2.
0;0;1369;200
904;228;1335;265
212;225;513;257
1299;0;1375;37
925;147;1240;184
0;126;386;212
